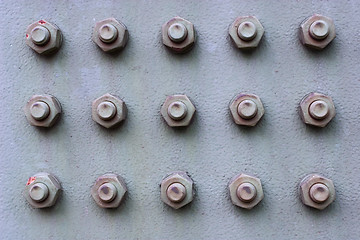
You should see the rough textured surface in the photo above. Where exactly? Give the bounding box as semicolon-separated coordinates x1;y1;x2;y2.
0;0;360;239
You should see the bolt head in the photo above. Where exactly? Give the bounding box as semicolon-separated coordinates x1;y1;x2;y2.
229;16;264;49
299;14;336;50
24;172;62;208
98;182;118;203
29;182;49;202
229;173;264;209
229;93;264;126
99;23;118;43
92;93;127;128
31;26;50;46
166;182;187;203
162;17;195;53
92;18;128;53
91;173;127;208
160;172;194;209
26;20;62;55
299;174;335;210
30;101;50;121
237;21;257;41
161;95;195;127
299;92;336;127
24;95;62;127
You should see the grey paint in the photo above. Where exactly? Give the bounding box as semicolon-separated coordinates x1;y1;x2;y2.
0;0;359;239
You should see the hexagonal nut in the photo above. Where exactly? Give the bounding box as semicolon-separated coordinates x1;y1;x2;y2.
24;94;62;128
91;173;127;208
160;95;196;127
162;16;195;53
24;172;62;209
299;14;336;50
160;171;194;209
92;18;128;53
299;92;336;127
299;173;335;210
92;93;127;128
229;93;264;126
228;173;264;209
229;16;264;49
25;20;62;55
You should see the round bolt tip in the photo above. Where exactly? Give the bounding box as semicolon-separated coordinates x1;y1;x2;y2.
98;182;117;203
309;100;329;120
236;182;257;203
99;23;118;43
167;101;188;121
30;101;50;121
167;23;188;43
166;182;186;203
31;26;50;46
309;20;329;40
97;101;117;121
237;21;257;41
309;183;330;204
29;182;49;202
237;99;258;120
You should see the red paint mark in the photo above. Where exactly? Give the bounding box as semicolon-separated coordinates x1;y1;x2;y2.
26;34;29;38
38;20;46;24
26;177;36;185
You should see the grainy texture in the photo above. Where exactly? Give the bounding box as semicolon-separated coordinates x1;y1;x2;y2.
0;0;360;239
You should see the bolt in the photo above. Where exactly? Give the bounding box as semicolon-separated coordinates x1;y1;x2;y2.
91;173;127;208
309;183;330;204
160;171;194;209
162;17;195;53
167;101;188;121
237;182;257;203
299;173;335;210
237;21;257;41
97;101;117;121
237;99;258;120
167;23;188;43
24;95;62;127
99;23;118;43
228;173;264;209
30;101;50;121
309;20;329;40
309;100;329;120
29;182;49;202
24;172;62;208
31;26;50;46
166;182;186;203
98;182;117;203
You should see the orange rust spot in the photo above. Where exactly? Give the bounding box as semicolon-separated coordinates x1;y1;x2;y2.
26;177;36;185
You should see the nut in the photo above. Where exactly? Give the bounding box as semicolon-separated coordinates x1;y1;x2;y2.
228;173;264;209
24;95;62;127
229;16;264;49
160;95;196;127
91;173;127;208
162;17;195;53
92;93;127;128
299;14;336;50
299;92;336;127
92;18;129;53
229;93;264;126
24;172;62;208
25;20;62;55
299;173;335;210
160;171;194;209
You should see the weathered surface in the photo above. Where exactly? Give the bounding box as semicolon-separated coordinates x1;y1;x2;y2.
0;0;360;239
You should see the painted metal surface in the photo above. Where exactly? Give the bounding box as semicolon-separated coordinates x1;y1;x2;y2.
0;0;360;239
